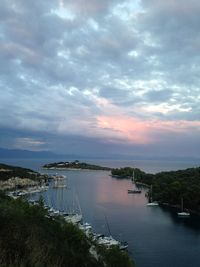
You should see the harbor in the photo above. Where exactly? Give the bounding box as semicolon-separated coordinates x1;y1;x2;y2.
3;158;200;267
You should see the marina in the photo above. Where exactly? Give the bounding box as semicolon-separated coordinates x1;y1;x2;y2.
2;158;200;267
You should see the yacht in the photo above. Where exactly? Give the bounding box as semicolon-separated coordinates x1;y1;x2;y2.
64;213;83;224
177;198;190;217
177;211;190;217
53;175;67;188
97;236;120;247
119;241;128;250
128;189;141;194
146;202;159;206
146;185;159;206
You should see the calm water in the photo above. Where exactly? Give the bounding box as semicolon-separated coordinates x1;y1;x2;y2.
2;158;200;267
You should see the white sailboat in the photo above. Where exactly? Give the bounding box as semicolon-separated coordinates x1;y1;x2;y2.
64;191;83;224
177;198;190;217
53;174;67;189
128;170;142;193
146;185;159;206
99;214;128;250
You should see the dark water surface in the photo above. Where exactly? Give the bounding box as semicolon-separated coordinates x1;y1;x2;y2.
2;158;200;267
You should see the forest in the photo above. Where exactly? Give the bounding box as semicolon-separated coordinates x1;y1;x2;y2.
112;166;200;212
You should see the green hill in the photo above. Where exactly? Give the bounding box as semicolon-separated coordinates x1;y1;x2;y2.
0;192;134;267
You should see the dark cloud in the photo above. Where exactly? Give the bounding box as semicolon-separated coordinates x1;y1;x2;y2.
0;0;200;157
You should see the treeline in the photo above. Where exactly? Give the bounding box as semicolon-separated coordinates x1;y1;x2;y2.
0;192;134;267
148;167;200;212
111;166;200;212
0;163;40;181
111;167;149;180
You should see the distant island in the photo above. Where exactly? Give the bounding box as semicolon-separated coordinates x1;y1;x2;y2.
111;166;200;214
43;160;112;171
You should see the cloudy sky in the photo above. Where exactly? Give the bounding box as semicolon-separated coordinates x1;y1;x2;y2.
1;0;200;158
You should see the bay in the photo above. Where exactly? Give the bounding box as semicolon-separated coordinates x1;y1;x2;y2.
1;158;200;267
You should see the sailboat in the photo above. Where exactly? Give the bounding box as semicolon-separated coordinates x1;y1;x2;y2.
146;185;159;206
177;198;190;217
128;170;141;193
64;191;82;224
53;174;67;189
97;214;128;250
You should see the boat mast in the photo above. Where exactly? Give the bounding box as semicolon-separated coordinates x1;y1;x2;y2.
149;185;153;203
75;191;82;216
132;170;134;181
104;214;112;236
181;197;183;211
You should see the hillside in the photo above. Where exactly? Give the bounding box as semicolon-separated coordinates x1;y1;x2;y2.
0;163;39;181
0;192;134;267
0;163;49;190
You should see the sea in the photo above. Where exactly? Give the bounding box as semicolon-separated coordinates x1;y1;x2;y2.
1;158;200;267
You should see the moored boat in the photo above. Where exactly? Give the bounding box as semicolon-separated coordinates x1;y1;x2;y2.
146;202;159;206
147;185;159;206
64;213;83;224
177;198;190;218
128;189;141;194
177;211;190;217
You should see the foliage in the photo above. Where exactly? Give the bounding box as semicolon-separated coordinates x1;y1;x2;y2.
0;163;40;181
111;167;134;178
111;167;148;180
0;192;134;267
134;167;200;211
97;246;134;267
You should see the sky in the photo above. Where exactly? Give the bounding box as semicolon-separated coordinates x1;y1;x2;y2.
0;0;200;158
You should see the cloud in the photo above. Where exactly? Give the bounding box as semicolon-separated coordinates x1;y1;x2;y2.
14;137;46;151
61;0;122;17
0;0;200;157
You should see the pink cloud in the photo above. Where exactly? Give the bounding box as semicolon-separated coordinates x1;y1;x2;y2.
97;115;152;144
97;115;200;144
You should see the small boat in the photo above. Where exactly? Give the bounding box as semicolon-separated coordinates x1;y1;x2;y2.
147;185;159;206
177;198;190;218
97;236;120;247
79;222;92;231
128;189;141;194
177;211;190;217
146;202;159;206
119;241;128;250
64;213;83;224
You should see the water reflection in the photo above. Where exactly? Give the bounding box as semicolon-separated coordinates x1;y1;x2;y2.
160;206;200;233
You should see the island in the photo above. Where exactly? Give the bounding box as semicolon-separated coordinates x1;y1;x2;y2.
112;166;200;214
43;160;112;171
